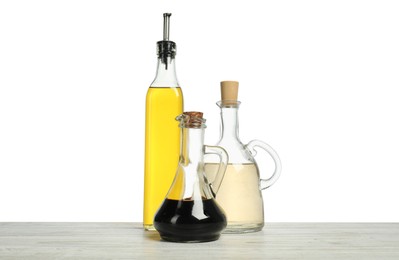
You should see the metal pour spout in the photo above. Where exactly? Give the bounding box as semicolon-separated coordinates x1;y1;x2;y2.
163;13;171;41
157;13;176;70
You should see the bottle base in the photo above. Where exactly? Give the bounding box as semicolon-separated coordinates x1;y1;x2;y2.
144;224;156;231
159;233;221;243
153;199;227;243
222;222;264;234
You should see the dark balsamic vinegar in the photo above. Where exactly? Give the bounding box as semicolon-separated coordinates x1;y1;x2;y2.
154;199;227;242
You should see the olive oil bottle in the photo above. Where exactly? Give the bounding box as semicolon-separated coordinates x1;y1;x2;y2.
144;13;183;230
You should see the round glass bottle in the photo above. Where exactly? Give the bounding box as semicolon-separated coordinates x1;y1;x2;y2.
154;112;228;242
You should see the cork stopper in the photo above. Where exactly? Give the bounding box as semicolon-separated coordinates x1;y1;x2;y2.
176;111;206;128
220;81;239;106
183;111;203;120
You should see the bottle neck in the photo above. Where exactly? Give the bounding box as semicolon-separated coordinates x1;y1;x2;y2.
219;106;240;142
180;127;204;167
151;57;179;87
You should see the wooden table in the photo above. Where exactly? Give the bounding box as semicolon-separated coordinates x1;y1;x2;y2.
0;223;398;259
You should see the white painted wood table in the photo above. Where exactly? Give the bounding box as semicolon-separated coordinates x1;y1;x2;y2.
0;223;398;259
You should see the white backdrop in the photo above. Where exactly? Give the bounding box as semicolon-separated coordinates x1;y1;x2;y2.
1;0;398;222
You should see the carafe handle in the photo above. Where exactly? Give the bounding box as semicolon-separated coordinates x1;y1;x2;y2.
204;145;229;197
245;140;282;190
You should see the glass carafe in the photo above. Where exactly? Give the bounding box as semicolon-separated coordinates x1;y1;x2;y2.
205;81;282;233
154;112;228;242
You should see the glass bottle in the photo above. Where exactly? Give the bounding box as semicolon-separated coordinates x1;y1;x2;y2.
205;81;282;233
154;112;228;242
144;13;183;230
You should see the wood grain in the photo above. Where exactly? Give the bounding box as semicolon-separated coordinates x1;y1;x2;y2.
0;223;398;259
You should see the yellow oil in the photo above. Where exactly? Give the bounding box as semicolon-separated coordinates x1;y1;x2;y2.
144;86;183;230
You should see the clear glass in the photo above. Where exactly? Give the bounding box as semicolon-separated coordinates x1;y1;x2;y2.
205;100;282;233
154;113;228;242
151;57;179;87
144;56;183;231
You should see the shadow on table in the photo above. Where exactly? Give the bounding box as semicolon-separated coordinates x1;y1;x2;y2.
143;230;161;241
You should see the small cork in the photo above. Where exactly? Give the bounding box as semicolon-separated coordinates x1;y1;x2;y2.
221;81;239;104
183;111;203;119
181;111;205;128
